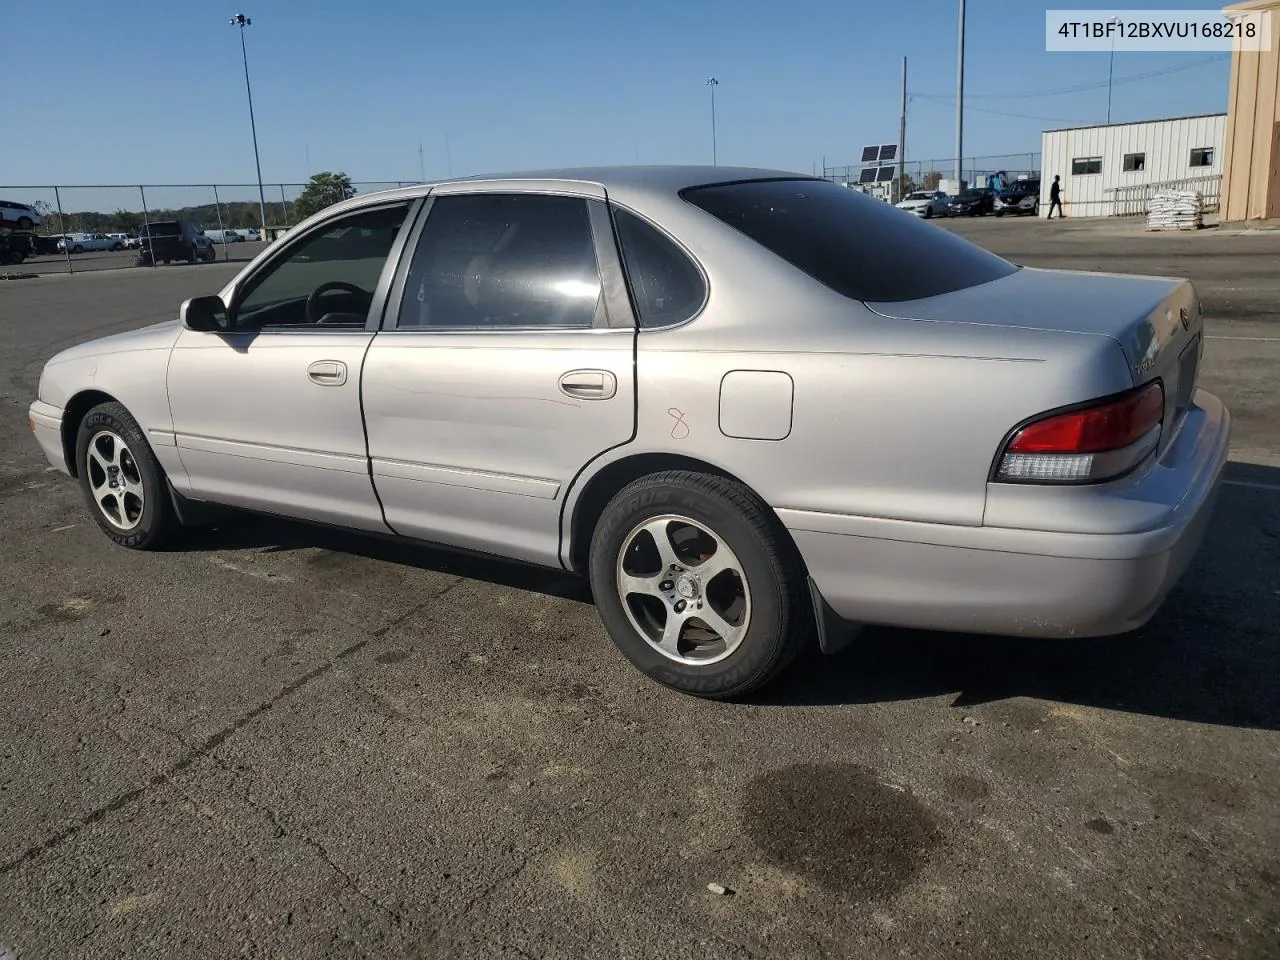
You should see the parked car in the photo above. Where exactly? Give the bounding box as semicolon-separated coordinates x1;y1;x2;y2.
0;200;42;230
895;190;950;219
27;166;1229;699
947;188;996;217
106;232;140;249
59;233;124;253
204;229;244;244
136;220;216;264
241;227;262;242
995;180;1041;217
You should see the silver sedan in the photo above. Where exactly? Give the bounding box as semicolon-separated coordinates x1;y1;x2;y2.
28;166;1230;698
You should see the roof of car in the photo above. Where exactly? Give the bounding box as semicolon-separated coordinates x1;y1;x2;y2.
288;164;826;236
352;164;819;205
456;164;812;188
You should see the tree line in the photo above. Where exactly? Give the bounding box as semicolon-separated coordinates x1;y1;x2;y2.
33;200;280;235
26;172;358;235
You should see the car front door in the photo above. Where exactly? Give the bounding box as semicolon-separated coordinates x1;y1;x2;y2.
166;198;420;531
361;185;637;567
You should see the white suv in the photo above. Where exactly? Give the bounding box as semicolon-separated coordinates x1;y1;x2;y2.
0;200;42;230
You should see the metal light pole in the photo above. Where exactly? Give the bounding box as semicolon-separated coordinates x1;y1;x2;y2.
706;77;720;165
898;57;907;203
955;0;965;183
231;14;269;236
1106;16;1120;123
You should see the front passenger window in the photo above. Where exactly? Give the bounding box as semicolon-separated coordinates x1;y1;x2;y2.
233;203;410;331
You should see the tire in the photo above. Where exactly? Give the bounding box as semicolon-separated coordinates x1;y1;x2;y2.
923;208;932;219
588;470;812;700
17;217;33;230
112;243;123;251
75;402;177;550
187;245;198;264
72;245;83;254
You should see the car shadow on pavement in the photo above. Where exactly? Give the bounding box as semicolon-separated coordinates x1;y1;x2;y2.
759;465;1280;731
173;511;593;605
170;463;1277;731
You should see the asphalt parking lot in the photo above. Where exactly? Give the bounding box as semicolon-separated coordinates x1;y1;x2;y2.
1;217;1278;960
5;246;260;276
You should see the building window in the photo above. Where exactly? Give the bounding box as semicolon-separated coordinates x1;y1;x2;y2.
1122;153;1146;172
1190;147;1214;167
1071;157;1103;175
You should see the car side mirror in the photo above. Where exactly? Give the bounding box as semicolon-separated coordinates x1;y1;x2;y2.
181;294;229;332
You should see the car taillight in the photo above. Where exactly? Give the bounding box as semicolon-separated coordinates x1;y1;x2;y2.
994;381;1164;484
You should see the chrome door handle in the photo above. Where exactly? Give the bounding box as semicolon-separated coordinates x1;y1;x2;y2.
308;360;347;386
558;369;616;400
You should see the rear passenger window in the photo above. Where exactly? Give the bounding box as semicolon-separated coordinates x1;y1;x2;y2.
611;207;706;328
397;193;604;329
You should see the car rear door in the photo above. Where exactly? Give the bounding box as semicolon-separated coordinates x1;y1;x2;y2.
361;183;637;567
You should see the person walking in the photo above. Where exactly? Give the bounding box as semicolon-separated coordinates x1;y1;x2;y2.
1047;175;1065;219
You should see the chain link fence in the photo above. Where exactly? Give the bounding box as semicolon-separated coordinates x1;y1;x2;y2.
1;181;416;275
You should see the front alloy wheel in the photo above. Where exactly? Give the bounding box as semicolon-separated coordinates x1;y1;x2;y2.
75;401;176;549
86;430;145;531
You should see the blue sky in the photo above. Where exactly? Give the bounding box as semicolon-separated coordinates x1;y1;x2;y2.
2;0;1233;186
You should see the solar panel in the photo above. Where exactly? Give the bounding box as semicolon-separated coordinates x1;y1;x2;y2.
857;167;878;184
875;165;896;182
860;145;879;164
878;144;898;162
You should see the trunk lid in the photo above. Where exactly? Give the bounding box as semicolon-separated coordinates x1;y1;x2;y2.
866;265;1204;450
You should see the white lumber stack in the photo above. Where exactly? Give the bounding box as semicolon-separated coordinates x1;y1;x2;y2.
1147;190;1204;231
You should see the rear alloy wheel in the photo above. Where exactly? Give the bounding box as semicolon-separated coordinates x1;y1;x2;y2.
75;401;176;550
589;471;812;699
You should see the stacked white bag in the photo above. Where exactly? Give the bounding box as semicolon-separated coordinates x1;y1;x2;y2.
1147;190;1204;231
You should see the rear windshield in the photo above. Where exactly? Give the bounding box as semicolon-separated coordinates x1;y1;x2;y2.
142;222;180;236
681;178;1016;303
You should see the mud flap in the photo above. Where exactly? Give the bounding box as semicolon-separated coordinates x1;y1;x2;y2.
807;576;862;655
166;480;222;527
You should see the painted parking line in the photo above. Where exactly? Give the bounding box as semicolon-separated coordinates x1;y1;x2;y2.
1205;336;1280;342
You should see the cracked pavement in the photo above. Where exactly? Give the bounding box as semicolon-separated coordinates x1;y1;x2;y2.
2;221;1280;959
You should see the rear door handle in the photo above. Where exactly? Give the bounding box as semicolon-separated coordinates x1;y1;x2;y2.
558;369;616;400
308;360;347;386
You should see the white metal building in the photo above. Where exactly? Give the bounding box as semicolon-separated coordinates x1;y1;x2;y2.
1039;113;1226;217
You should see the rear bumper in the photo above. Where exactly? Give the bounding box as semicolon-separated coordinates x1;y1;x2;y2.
29;400;69;475
783;389;1230;639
